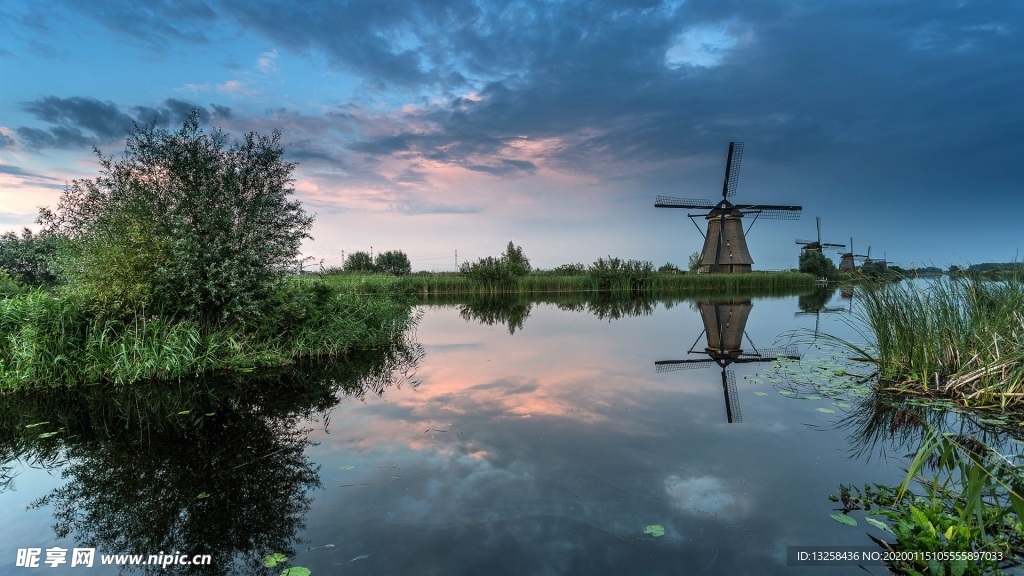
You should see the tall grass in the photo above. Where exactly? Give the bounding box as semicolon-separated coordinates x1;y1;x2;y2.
308;270;817;296
0;282;416;390
838;272;1024;409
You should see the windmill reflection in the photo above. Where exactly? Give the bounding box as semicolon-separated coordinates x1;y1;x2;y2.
656;299;799;423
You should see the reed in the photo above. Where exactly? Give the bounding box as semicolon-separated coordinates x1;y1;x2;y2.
830;272;1024;409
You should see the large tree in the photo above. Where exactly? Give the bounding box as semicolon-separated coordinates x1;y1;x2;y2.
39;111;313;322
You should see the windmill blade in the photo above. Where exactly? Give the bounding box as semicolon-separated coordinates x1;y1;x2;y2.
816;216;822;244
737;205;802;220
795;238;816;245
821;242;846;249
655;359;716;372
722;370;742;423
655;195;715;209
721;142;744;199
738;345;800;360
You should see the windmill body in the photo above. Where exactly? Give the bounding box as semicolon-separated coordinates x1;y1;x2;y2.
839;237;868;271
655;142;802;274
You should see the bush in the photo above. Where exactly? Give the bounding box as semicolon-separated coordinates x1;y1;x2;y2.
344;251;376;273
588;256;654;292
38;110;313;323
459;241;531;284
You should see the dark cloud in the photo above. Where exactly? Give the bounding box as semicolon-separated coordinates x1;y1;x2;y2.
17;97;232;150
0;164;58;180
465;159;537;177
0;133;15;149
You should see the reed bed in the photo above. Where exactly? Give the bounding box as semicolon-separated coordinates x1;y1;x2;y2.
840;272;1024;409
0;283;415;391
308;270;816;296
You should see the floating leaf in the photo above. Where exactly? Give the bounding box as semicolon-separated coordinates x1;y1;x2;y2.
805;395;822;401
865;517;893;533
778;391;795;397
643;524;665;537
830;513;857;526
754;392;768;397
281;568;311;576
38;431;59;438
263;553;287;568
196;492;211;499
177;410;190;415
340;466;354;470
205;412;216;417
833;402;852;409
815;407;836;414
25;421;50;429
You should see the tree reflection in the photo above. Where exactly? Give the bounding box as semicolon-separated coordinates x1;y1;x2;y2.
0;337;422;575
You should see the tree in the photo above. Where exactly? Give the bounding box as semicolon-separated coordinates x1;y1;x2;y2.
0;228;61;286
798;250;837;279
688;251;701;273
501;241;531;276
344;251;376;272
38;111;313;322
375;250;411;275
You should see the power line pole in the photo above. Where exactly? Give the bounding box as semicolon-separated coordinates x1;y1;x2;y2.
455;249;458;269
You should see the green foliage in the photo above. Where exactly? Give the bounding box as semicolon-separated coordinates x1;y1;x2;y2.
688;251;701;273
798;250;838;278
587;256;654;292
375;250;412;275
658;262;680;273
551;262;586;275
38;110;313;323
459;241;531;284
344;251;376;272
0;228;61;287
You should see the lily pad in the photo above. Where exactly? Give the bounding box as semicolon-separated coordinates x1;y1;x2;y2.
177;410;190;415
196;492;211;499
833;402;852;409
643;524;665;537
754;392;768;397
281;568;311;576
830;513;857;526
815;407;836;414
263;553;287;568
25;421;50;429
340;465;354;470
778;390;796;397
38;431;60;438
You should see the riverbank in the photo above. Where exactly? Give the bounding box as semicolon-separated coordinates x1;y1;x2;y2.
0;280;416;391
303;269;819;296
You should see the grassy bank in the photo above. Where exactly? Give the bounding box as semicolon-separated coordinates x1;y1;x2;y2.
305;270;818;296
0;281;415;391
836;272;1024;410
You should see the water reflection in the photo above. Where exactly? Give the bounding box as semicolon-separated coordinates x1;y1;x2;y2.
0;339;421;575
656;299;799;423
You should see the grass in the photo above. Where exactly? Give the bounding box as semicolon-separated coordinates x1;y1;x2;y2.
825;271;1024;410
303;270;818;296
0;280;416;390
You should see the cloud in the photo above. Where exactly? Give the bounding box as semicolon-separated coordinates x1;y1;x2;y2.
15;97;232;150
0;132;15;150
216;80;256;98
0;163;58;180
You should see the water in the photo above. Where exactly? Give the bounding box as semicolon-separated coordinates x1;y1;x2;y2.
0;288;967;574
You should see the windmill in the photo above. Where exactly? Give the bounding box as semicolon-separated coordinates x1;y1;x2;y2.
655;299;800;423
839;238;868;272
656;142;802;273
796;217;845;253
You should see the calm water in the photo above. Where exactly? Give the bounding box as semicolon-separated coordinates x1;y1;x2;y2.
0;288;964;575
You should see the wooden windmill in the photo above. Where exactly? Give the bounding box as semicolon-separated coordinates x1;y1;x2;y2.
656;142;802;273
839;238;868;271
655;299;800;423
796;217;845;253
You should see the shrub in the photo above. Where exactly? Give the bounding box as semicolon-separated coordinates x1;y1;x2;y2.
375;250;412;275
38;110;313;323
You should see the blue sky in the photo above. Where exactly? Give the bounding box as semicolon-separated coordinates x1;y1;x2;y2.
1;0;1021;271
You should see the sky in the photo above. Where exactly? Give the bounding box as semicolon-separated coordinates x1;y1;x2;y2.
1;0;1021;272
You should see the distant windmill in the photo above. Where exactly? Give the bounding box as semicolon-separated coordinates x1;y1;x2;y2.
839;238;868;272
655;299;800;423
656;142;802;273
796;217;845;253
795;286;848;336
